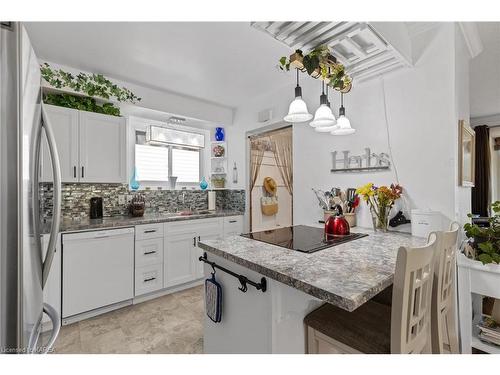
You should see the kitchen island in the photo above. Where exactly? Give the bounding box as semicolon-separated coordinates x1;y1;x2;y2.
197;227;426;353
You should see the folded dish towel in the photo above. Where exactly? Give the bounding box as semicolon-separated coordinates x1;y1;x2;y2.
205;273;222;323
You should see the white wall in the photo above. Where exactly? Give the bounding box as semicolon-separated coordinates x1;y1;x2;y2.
41;61;234;126
470;22;500;118
230;23;472;231
454;24;473;225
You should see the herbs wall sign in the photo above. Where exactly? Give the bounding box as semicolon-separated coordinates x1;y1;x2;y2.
331;148;391;173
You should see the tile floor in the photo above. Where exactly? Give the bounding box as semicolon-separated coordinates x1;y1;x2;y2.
46;285;204;354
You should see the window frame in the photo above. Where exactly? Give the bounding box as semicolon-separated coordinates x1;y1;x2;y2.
131;121;204;189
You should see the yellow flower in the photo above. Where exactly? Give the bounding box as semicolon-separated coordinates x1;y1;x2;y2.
356;183;374;197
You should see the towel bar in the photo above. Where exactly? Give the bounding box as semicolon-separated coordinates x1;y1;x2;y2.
199;252;267;293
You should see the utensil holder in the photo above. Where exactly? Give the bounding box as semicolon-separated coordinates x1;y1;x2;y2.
344;212;357;227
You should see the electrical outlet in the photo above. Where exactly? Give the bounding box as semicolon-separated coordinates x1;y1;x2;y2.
118;195;125;205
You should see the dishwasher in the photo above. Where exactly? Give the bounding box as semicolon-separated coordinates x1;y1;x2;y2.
62;227;135;320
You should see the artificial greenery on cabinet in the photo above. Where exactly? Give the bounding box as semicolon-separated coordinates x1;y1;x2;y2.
40;63;142;116
43;93;121;116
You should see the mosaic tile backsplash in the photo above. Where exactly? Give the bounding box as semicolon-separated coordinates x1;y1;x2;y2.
40;183;245;220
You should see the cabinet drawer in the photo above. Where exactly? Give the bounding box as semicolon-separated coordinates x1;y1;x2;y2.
223;216;244;237
135;238;163;267
135;223;164;240
135;264;163;296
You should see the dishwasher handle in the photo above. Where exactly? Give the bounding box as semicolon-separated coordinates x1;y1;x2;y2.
63;228;135;242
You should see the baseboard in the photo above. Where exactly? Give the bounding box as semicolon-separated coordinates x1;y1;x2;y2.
61;299;133;326
133;279;204;304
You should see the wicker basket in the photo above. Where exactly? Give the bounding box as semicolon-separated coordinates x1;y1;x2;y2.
261;202;278;216
212;179;225;189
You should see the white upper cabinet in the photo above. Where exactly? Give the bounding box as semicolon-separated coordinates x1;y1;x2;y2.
41;105;79;182
79;111;126;183
41;105;127;183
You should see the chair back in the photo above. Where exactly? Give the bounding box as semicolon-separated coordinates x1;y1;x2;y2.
431;222;460;353
391;236;437;354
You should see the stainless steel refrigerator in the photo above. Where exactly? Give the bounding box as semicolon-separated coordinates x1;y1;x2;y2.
0;22;61;353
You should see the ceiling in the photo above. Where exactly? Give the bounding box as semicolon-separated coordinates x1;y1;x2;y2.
24;22;292;109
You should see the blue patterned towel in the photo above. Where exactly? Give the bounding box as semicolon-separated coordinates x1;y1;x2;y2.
205;273;222;323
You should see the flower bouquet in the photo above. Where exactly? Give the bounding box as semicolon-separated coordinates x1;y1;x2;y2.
356;183;402;232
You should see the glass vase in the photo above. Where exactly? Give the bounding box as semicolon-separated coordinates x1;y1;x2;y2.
370;205;390;232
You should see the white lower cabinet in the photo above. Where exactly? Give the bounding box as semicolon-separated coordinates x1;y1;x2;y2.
163;229;197;288
163;217;225;288
135;264;164;296
223;216;244;237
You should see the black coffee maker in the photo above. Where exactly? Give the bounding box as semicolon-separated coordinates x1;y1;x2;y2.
89;197;103;219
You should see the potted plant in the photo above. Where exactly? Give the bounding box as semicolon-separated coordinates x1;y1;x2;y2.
356;183;402;232
464;201;500;264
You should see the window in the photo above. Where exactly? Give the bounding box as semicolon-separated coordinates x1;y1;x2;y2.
135;144;169;182
134;128;203;185
172;148;200;183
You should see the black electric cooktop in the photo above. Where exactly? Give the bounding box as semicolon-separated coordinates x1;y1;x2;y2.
241;225;368;253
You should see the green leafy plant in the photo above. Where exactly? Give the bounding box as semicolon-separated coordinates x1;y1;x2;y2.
40;63;141;103
278;46;352;92
43;93;121;116
464;201;500;264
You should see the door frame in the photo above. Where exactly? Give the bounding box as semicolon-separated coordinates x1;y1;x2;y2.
246;122;293;232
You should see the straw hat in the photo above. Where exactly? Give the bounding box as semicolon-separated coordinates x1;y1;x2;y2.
263;177;277;196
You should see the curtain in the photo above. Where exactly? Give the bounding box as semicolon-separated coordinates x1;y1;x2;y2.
270;129;293;195
472;125;490;217
250;144;264;192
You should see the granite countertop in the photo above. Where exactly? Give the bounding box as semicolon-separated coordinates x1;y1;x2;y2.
41;210;244;234
198;227;427;312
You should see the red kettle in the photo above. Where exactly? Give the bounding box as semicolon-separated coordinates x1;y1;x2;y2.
325;204;350;237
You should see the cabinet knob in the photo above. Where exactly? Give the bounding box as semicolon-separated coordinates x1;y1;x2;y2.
144;277;156;282
143;250;157;255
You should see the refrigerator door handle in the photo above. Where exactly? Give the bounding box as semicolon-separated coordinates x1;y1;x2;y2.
41;303;61;353
41;103;62;288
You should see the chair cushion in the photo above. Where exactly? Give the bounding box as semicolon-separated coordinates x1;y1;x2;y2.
304;301;392;354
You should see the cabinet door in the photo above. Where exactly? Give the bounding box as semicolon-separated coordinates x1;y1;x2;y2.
164;231;197;288
79;111;126;183
41;105;79;182
194;232;221;279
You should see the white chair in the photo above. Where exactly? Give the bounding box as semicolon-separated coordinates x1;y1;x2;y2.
305;236;437;354
430;222;460;354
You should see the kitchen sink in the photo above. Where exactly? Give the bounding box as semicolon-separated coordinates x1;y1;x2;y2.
175;209;212;216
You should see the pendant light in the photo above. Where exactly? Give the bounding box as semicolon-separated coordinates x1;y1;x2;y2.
284;68;313;123
314;83;338;132
310;80;336;128
331;92;355;135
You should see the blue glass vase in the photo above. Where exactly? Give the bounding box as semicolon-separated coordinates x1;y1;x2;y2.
215;127;225;142
130;168;140;191
199;176;208;190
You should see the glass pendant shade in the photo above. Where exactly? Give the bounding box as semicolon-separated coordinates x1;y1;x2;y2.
284;97;313;123
331;93;355;135
284;69;313;123
331;115;355;135
310;104;337;128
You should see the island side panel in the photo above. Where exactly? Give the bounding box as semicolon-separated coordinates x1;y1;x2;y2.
202;253;322;354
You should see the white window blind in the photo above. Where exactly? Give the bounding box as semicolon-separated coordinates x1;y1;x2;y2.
172;148;200;183
135;144;169;181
